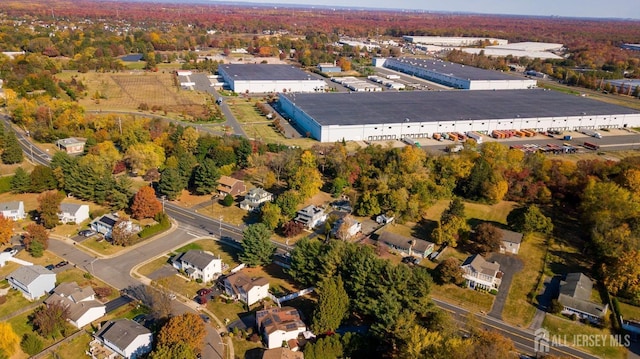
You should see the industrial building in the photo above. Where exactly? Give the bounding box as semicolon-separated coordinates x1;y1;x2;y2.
605;79;640;94
374;58;537;90
460;42;564;60
278;89;640;142
217;64;326;94
403;36;508;47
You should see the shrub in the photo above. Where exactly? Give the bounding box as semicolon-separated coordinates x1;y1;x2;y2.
489;289;498;295
0;296;6;305
20;334;43;355
196;278;203;283
93;287;113;300
550;299;564;314
83;272;93;279
221;194;234;207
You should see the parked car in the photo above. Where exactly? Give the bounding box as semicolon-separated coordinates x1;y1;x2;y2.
55;261;69;268
199;314;211;323
401;256;419;265
132;314;147;324
168;293;176;300
78;229;96;237
3;247;18;256
197;288;212;297
45;264;55;271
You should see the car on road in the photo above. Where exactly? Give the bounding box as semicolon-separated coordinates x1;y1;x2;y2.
197;288;212;297
78;229;96;237
199;314;210;323
168;293;176;300
55;260;69;268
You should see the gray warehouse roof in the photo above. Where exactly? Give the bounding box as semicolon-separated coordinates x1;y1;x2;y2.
388;58;517;81
281;90;640;126
219;64;315;81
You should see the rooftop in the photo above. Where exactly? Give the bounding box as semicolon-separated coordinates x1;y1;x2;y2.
280;89;640;127
0;201;22;211
224;271;269;294
256;306;306;335
220;64;316;82
8;265;54;286
462;254;500;277
174;250;219;270
60;203;86;214
500;229;523;244
96;319;151;351
378;231;434;254
560;273;593;301
387;57;517;81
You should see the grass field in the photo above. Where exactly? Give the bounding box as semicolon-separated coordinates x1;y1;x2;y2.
226;100;269;124
430;284;494;313
47;332;92;359
137;256;171;277
542;315;628;359
79;237;126;256
618;300;640;321
174;240;242;268
502;234;547;327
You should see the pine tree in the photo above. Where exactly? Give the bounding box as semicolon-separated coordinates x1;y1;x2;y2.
311;276;350;333
1;131;23;164
157;167;183;200
192;158;220;195
10;167;31;193
239;223;275;266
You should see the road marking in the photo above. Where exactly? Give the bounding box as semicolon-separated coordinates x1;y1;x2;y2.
186;232;201;238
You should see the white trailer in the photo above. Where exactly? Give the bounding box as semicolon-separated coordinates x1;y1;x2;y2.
466;131;483;144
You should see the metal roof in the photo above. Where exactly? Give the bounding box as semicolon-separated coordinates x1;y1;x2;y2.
219;64;315;81
387;57;517;81
280;89;640;126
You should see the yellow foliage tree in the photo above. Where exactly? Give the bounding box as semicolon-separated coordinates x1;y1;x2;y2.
0;322;19;356
0;214;13;246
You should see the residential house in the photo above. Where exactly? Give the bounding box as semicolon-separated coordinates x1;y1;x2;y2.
331;215;362;240
223;271;270;306
90;213;140;239
58;203;90;224
294;205;327;229
172;250;222;283
378;231;434;259
7;265;56;300
499;229;523;254
95;319;153;359
558;273;608;323
55;137;86;154
0;201;26;220
44;282;106;328
461;254;503;291
376;214;394;225
217;176;247;197
240;188;273;211
256;306;307;349
262;347;304;359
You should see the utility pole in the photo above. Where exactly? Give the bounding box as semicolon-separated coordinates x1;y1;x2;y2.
219;215;223;239
118;117;122;135
161;195;166;213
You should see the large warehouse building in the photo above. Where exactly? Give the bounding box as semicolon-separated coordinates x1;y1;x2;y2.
218;64;326;94
402;36;508;47
279;90;640;142
374;58;537;90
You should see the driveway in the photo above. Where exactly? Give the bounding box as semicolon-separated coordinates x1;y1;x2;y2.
486;253;524;320
148;264;178;281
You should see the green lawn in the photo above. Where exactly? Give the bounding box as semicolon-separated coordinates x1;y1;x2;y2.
138;256;171;277
502;234;547;327
618;300;640;321
430;284;494;313
542;315;628;359
207;298;251;326
49;332;92;359
79;237;126;256
227;100;268;123
0;289;33;318
56;268;120;301
174;239;243;268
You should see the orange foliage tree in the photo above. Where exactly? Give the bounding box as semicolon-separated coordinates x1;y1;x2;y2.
0;214;14;246
131;186;162;220
156;312;206;354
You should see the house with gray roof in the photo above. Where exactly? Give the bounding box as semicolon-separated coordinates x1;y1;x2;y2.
558;273;608;323
55;137;86;154
90;213;140;239
499;229;523;254
44;282;105;328
461;254;503;291
240;188;273;211
95;319;152;359
59;203;90;224
223;271;270;306
172;250;222;283
294;205;326;229
378;231;434;259
0;201;25;221
7;265;56;300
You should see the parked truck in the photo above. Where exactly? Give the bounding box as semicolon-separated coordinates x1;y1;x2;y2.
580;129;603;139
466;131;483;144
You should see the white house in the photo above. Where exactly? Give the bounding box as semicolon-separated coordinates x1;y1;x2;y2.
223;271;270;306
90;213;140;239
95;319;153;359
558;273;609;323
44;282;106;328
378;231;434;259
499;229;523;255
461;254;503;291
256;306;307;349
172;250;222;283
0;201;26;220
240;188;273;211
331;215;362;240
58;203;90;224
294;205;327;229
7;265;56;300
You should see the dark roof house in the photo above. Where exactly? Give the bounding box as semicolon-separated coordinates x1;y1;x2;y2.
558;273;608;323
378;231;434;259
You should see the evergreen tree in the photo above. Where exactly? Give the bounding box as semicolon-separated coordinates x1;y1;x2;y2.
192;158;220;195
10;168;31;193
109;176;133;210
157;167;183;200
29;165;57;192
1;131;23;164
239;223;275;266
287;237;323;286
311;276;349;333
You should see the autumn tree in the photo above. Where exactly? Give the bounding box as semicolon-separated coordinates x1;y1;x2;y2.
260;202;281;230
31;302;69;338
146;280;173;320
282;220;304;238
433;257;465;285
473;223;503;255
37;190;63;229
0;322;19;357
432;200;469;247
111;218;137;246
239;223;275;266
507;205;554;235
0;214;13;246
149;342;196;359
156;313;206;355
131;186;162;219
467;330;515;359
20;333;43;356
603;250;640;303
23;223;48;257
311;276;349;333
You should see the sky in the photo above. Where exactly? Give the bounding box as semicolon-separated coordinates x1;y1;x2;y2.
210;0;640;19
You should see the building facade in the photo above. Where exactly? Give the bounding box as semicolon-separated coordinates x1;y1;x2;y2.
218;64;326;94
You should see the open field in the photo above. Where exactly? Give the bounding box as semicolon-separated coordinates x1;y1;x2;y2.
618;301;640;321
54;71;209;118
502;234;546;327
542;315;628;359
430;284;494;313
226;99;269;124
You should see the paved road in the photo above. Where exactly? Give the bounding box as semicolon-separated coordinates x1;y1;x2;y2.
189;72;247;137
